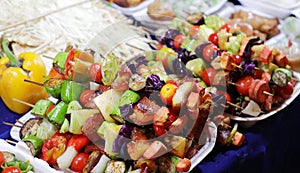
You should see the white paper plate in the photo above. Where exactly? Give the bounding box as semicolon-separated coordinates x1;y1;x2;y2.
11;113;217;172
106;0;155;16
0;139;59;173
224;71;300;122
132;0;227;29
238;0;291;19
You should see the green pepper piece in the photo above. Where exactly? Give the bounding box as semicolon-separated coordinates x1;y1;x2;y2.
22;135;43;156
61;80;86;103
31;99;54;117
53;52;68;75
272;68;292;87
5;160;34;173
110;90;140;122
47;101;68;125
44;78;64;98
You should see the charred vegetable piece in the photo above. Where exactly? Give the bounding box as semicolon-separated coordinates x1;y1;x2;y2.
47;101;68;125
110;90;140;123
22;135;43;156
61;80;87;104
272;68;292;87
2;152;15;163
53;52;68;75
105;160;126;173
44;78;64;99
83;150;102;173
19;117;43;139
31;99;54;117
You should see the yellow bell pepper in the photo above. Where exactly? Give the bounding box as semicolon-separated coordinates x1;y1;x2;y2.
0;40;49;114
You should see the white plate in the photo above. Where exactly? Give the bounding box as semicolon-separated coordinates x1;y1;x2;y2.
132;0;227;29
225;71;300;122
11;113;217;172
255;0;300;10
0;139;59;173
238;0;291;19
106;0;155;16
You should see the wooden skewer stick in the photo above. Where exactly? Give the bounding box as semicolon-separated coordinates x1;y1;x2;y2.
228;81;242;87
5;139;18;145
227;101;244;110
3;121;22;128
23;79;43;86
12;98;34;108
125;43;146;52
16;119;24;125
0;0;91;32
263;91;274;96
42;54;54;60
231;63;242;69
141;26;155;34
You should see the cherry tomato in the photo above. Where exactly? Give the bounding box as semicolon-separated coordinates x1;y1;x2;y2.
89;62;102;83
80;90;95;106
167;108;178;122
208;32;219;46
236;76;254;96
201;68;217;86
0;151;5;165
188;25;200;37
274;82;294;99
220;23;231;32
156;43;163;50
160;83;178;105
68;135;90;151
173;34;185;50
2;166;22;173
202;43;218;62
153;124;167;136
71;153;89;172
232;55;242;65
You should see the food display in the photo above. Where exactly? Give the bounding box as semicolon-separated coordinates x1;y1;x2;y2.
151;14;299;121
2;0;300;172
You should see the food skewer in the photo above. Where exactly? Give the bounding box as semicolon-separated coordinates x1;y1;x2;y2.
16;119;24;125
5;139;18;145
2;121;22;128
12;98;34;108
23;79;43;87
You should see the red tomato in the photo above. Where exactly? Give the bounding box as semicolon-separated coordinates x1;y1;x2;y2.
188;25;200;37
160;83;178;105
2;166;22;173
220;23;231;32
208;32;219;46
167;108;178;122
236;76;254;96
68;135;90;151
201;68;217;86
202;43;218;62
174;34;185;50
89;62;102;83
156;43;163;50
232;55;242;65
80;90;95;106
153;124;167;136
71;153;89;172
0;151;5;165
274;82;294;99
